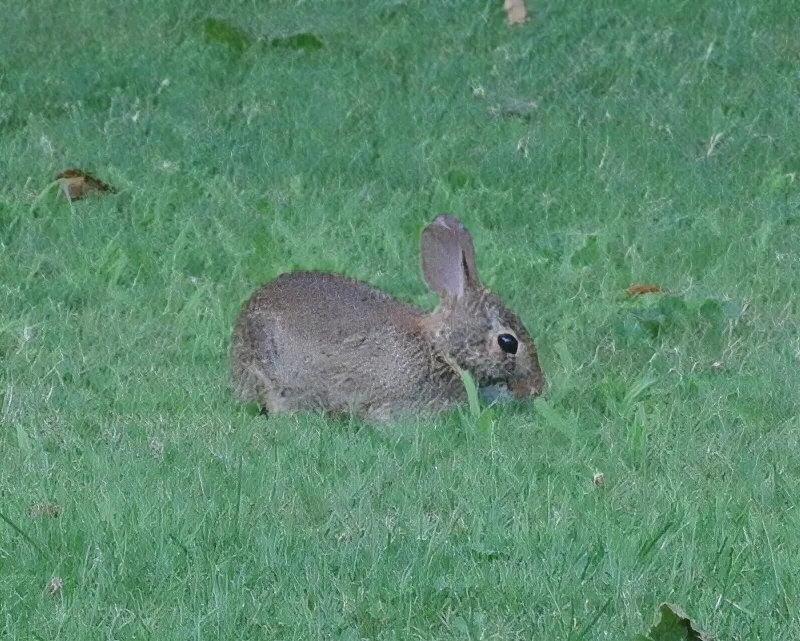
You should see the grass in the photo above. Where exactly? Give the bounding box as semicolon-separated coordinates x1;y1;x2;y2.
1;0;800;638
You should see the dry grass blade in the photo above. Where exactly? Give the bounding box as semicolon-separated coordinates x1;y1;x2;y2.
27;503;62;518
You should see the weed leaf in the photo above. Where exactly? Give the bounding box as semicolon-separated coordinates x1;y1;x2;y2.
634;602;714;641
269;33;324;52
203;18;252;56
460;369;482;419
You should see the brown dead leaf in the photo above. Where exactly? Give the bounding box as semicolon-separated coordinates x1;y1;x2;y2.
46;577;65;596
27;503;61;518
504;0;529;26
626;284;662;297
56;169;117;201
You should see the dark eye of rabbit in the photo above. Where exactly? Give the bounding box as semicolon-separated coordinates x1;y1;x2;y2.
497;333;518;355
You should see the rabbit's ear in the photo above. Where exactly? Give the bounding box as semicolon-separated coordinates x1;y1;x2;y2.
421;215;480;300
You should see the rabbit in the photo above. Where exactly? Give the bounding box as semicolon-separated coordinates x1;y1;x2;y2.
230;214;545;422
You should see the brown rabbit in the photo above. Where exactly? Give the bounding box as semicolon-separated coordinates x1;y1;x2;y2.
230;215;544;422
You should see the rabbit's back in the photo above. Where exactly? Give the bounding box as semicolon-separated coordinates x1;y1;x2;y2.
230;272;463;420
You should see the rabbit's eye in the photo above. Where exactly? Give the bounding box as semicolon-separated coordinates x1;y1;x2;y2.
497;333;518;355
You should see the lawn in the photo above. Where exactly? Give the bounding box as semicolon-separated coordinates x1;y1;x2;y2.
1;0;800;638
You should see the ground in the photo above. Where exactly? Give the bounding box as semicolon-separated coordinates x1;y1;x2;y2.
1;0;799;638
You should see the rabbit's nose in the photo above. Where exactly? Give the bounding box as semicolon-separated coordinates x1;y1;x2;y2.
508;375;545;398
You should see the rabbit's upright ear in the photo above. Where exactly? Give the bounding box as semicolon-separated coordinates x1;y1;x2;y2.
421;215;480;300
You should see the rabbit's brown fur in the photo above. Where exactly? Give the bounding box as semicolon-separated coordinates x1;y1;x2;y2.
230;215;544;422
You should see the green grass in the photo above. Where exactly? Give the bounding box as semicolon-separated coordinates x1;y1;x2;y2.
2;0;800;638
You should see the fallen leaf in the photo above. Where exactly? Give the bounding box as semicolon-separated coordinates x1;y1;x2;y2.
626;284;662;297
56;169;116;201
489;99;538;120
27;503;61;518
471;85;486;99
46;577;64;596
639;603;714;641
504;0;529;26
